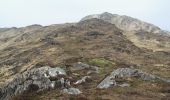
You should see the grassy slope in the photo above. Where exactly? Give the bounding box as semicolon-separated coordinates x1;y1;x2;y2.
0;19;170;99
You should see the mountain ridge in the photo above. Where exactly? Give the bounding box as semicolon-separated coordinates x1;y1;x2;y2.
81;12;170;51
81;12;169;35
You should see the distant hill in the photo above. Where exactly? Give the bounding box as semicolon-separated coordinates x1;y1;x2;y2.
81;12;170;51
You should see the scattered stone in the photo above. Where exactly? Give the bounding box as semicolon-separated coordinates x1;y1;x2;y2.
62;88;82;95
74;76;91;85
118;83;130;87
71;62;90;71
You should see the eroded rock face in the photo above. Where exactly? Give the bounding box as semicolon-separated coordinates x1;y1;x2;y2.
97;68;170;89
0;66;67;100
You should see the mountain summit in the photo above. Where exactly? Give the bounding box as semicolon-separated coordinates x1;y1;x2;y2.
81;12;164;34
81;12;170;51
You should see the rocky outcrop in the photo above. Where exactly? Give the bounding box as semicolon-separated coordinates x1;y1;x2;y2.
97;68;170;89
0;66;68;100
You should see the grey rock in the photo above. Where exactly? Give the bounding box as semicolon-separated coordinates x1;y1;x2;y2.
65;79;71;88
161;78;170;83
71;62;90;71
48;67;66;78
109;68;156;80
71;62;99;74
62;88;82;95
54;78;71;89
50;81;56;89
97;68;170;89
118;83;130;87
0;66;67;100
60;78;65;88
74;76;91;85
97;76;116;89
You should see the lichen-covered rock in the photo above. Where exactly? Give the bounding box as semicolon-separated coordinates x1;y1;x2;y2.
97;68;170;89
0;66;67;100
47;67;66;78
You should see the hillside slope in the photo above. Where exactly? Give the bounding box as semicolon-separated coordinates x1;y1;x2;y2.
0;18;170;100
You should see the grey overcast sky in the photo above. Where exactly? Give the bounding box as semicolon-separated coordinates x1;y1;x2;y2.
0;0;170;31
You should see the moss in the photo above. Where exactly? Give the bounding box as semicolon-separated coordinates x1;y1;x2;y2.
88;58;115;67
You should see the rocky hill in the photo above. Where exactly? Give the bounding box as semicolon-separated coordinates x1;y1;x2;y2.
0;14;170;100
81;12;170;51
81;12;168;34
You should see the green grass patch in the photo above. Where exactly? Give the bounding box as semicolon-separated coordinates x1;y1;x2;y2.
87;58;116;75
88;58;115;67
